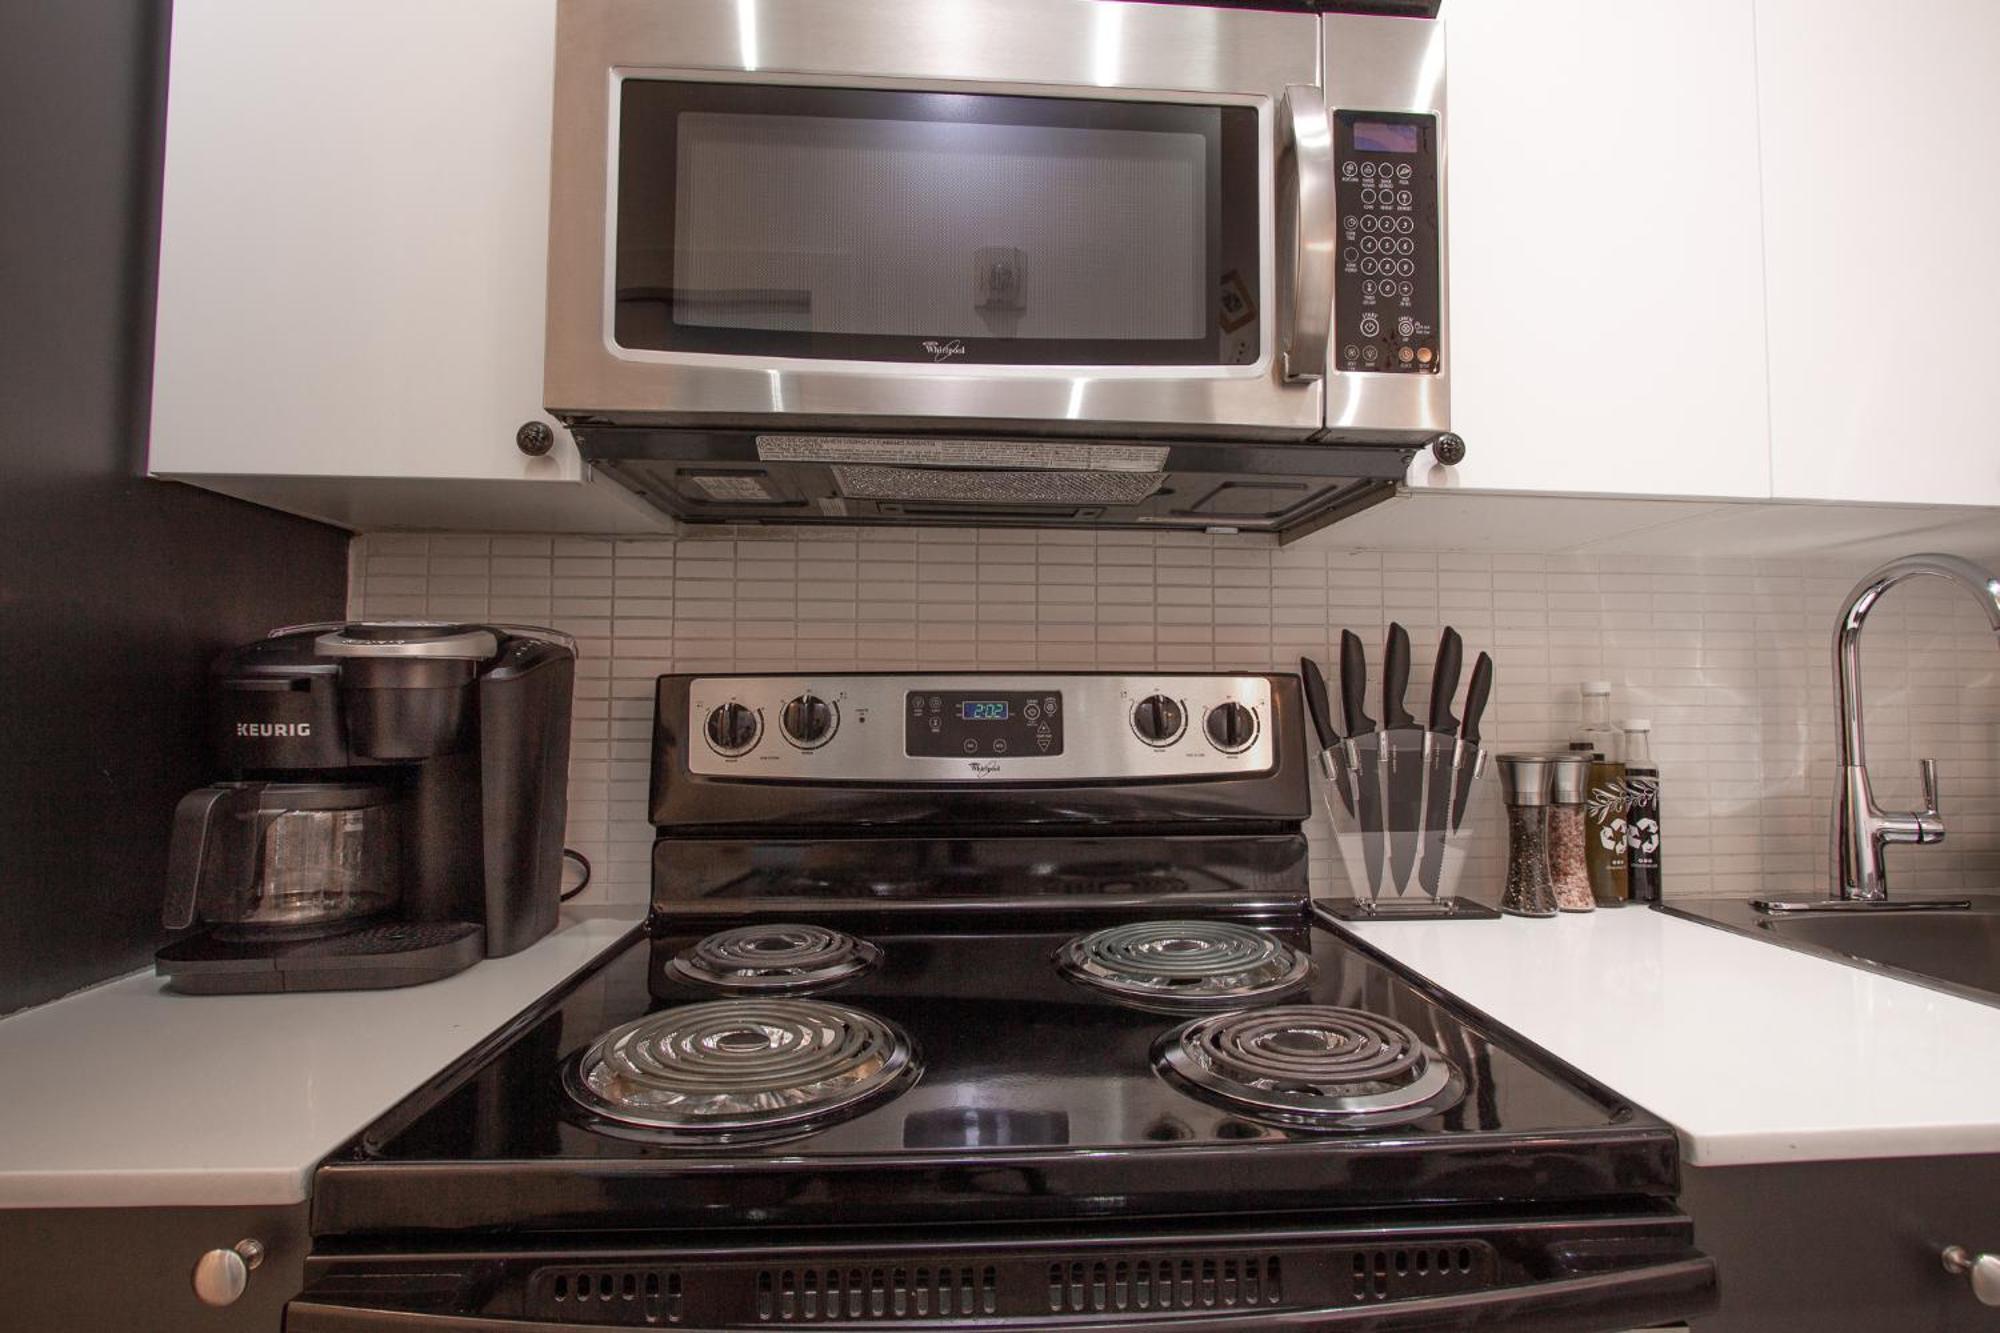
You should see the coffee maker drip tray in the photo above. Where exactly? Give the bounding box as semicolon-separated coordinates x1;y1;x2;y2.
155;921;484;995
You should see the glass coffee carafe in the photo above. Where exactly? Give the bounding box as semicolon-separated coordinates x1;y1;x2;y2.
162;782;401;938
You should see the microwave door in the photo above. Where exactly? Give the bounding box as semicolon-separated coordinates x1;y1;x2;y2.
545;0;1328;439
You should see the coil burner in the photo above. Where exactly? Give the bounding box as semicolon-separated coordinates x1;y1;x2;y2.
1157;1006;1462;1131
563;999;917;1142
667;923;881;992
1056;920;1311;1010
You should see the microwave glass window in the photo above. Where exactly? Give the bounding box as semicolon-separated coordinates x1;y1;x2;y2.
613;82;1259;366
1351;120;1422;154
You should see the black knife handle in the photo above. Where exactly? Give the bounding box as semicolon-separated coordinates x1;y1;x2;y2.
1460;652;1494;746
1300;656;1339;749
1339;630;1376;736
1428;628;1463;734
1382;623;1415;730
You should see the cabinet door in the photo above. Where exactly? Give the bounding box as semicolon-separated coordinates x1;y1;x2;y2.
1426;0;1771;498
1757;0;2000;506
149;0;574;487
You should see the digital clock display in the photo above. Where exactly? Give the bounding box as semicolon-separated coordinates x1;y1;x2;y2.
960;701;1009;721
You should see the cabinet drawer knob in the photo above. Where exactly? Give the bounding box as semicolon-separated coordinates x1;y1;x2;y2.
1942;1245;2000;1306
516;420;555;456
192;1238;265;1307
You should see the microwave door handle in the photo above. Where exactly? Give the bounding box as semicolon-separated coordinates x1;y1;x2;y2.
1278;84;1335;383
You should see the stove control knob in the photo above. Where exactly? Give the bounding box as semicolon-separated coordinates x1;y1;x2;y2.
780;693;837;748
704;702;761;756
1204;701;1258;753
1131;694;1186;746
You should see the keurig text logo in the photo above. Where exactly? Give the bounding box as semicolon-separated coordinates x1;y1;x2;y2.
236;722;312;737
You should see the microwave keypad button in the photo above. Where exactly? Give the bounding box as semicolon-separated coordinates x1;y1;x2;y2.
1342;161;1358;178
1359;314;1382;338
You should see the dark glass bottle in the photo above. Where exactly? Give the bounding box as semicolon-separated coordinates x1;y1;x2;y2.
1622;720;1661;903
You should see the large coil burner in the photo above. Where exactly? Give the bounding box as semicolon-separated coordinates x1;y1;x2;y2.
564;999;917;1142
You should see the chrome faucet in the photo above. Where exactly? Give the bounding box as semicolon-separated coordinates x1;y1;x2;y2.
1829;553;2000;902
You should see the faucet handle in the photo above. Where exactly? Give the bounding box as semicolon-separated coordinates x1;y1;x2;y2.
1921;758;1940;814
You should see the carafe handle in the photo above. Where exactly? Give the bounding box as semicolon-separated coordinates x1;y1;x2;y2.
161;784;264;929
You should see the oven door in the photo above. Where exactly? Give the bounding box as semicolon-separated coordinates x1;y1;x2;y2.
545;0;1333;439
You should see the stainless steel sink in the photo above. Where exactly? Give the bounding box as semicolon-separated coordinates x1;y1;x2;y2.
1658;896;2000;1008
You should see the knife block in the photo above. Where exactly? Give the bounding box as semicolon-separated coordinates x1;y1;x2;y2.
1312;734;1501;921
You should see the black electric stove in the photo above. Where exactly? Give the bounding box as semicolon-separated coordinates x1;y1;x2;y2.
291;673;1716;1332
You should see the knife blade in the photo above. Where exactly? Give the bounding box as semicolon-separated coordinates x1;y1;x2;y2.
1415;627;1463;899
1449;651;1494;833
1381;622;1424;894
1338;629;1384;900
1299;655;1354;818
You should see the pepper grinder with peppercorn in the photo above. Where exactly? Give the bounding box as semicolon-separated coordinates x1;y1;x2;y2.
1495;754;1559;918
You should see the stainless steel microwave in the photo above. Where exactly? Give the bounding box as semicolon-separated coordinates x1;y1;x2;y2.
544;0;1453;537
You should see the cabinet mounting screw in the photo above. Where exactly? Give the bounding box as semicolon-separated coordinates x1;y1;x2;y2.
1430;433;1467;466
516;421;555;457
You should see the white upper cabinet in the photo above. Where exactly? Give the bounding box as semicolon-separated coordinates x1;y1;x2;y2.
1424;0;1772;499
148;0;666;532
1755;0;2000;506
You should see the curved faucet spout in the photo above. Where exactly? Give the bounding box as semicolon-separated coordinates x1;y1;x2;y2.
1832;552;2000;899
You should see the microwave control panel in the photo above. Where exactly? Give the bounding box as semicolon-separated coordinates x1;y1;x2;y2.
1333;110;1441;375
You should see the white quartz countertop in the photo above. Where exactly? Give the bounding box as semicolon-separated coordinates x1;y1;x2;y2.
0;907;641;1209
1339;905;2000;1168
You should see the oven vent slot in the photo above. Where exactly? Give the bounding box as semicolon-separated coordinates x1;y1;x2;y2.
1351;1244;1497;1302
532;1265;684;1324
755;1265;998;1321
1045;1255;1283;1314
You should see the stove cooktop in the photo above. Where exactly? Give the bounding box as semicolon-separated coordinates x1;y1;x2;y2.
313;913;1677;1238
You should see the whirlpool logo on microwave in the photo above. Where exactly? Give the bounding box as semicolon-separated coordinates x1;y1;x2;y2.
236;722;312;737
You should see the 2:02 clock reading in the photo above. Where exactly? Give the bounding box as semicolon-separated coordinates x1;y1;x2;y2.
960;701;1009;721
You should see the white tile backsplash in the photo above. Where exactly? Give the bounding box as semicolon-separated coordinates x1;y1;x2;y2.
350;528;2000;908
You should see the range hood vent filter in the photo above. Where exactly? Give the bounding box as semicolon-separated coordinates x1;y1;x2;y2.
832;464;1163;506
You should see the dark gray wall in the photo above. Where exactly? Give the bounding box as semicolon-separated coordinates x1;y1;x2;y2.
0;0;349;1014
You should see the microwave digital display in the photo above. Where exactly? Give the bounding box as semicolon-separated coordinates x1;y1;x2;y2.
1353;120;1422;154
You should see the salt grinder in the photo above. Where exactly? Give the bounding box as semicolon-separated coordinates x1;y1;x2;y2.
1496;754;1559;918
1547;754;1596;912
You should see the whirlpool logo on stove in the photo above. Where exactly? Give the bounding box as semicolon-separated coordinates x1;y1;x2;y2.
236;722;312;737
966;761;1002;776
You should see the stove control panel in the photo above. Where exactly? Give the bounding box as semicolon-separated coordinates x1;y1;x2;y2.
684;674;1274;782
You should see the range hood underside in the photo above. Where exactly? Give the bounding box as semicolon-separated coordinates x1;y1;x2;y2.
572;427;1416;540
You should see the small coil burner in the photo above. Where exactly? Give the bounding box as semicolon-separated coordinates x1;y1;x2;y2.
667;923;881;992
563;999;917;1142
1056;920;1311;1009
1157;1006;1462;1130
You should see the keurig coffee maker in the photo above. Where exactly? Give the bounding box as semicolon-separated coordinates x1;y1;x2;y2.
156;622;576;993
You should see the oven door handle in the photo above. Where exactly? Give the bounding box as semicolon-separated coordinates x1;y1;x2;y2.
1277;83;1335;384
285;1253;1716;1331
